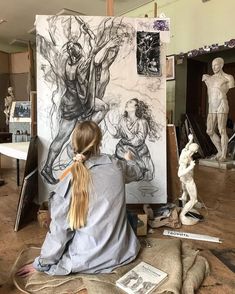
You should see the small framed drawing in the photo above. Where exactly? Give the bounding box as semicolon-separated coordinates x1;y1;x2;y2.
10;101;31;122
166;55;175;81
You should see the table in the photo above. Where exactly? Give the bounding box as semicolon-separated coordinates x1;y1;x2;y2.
0;142;29;186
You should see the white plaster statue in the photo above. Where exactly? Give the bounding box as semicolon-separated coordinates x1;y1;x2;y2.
3;86;14;125
178;134;199;226
202;57;235;161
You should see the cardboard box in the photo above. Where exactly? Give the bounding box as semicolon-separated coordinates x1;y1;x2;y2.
127;211;148;236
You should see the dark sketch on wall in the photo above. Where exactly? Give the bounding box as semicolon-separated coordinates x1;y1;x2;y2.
37;15;167;204
136;31;160;76
37;16;135;184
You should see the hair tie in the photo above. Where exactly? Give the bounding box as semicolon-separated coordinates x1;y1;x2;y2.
73;153;86;163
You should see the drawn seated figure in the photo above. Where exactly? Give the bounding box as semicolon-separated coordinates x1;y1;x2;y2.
105;98;160;181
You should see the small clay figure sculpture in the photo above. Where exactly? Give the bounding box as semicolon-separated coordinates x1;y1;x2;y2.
178;134;199;225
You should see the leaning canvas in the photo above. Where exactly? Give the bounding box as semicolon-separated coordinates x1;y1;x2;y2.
36;15;168;203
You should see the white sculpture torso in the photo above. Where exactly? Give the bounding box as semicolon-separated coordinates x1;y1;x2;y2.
202;57;235;161
203;72;233;114
178;149;195;182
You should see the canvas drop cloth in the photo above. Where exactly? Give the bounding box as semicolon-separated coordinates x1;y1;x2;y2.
11;238;209;294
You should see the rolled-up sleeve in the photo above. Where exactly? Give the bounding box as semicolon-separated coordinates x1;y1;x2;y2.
33;180;74;271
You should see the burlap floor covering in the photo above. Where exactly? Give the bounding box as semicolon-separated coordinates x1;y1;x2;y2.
11;238;209;294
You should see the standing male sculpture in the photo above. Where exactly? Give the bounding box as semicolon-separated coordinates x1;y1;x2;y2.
202;57;235;161
3;87;14;125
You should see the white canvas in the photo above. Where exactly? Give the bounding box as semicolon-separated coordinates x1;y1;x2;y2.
36;15;167;203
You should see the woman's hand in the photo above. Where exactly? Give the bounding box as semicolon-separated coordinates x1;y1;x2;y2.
16;263;37;278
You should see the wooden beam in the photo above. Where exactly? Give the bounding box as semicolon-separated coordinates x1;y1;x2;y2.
167;124;180;202
154;2;157;17
106;0;114;16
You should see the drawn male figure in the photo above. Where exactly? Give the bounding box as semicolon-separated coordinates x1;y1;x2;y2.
40;19;122;184
202;57;235;161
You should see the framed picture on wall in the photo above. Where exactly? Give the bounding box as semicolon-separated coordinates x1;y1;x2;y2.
10;101;31;122
166;55;175;81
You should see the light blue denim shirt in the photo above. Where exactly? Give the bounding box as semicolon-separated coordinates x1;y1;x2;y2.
33;154;142;275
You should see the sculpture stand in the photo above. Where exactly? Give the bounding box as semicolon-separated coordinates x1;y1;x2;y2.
180;214;199;226
178;199;203;226
199;158;235;170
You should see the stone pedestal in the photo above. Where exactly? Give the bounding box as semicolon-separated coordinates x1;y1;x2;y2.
199;158;235;170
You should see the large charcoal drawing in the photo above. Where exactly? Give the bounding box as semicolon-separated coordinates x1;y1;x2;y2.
36;15;167;203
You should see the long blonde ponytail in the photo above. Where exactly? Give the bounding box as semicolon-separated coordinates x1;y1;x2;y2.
68;121;102;230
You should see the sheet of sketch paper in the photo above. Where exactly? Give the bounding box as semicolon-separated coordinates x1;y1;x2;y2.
36;15;168;204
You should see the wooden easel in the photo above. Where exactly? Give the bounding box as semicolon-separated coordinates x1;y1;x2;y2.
167;125;181;202
106;0;114;16
154;2;158;17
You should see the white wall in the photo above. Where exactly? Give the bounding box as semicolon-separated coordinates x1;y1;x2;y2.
124;0;235;55
159;0;235;55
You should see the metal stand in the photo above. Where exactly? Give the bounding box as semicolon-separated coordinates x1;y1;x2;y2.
16;158;20;186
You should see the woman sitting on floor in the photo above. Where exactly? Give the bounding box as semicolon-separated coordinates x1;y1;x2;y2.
17;120;142;276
